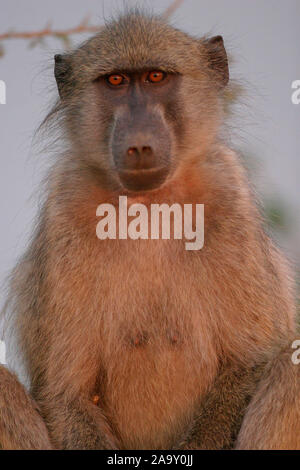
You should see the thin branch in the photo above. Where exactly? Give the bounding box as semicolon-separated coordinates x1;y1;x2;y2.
0;2;185;43
162;0;185;19
0;18;100;41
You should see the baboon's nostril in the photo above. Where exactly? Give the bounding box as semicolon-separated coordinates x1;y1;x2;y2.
125;145;156;170
142;146;152;154
127;147;138;157
127;146;153;157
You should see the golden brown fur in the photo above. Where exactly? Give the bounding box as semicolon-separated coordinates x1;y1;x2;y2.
0;10;299;449
0;365;52;449
236;346;300;450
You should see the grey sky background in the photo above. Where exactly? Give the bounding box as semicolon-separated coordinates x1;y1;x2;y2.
0;0;299;361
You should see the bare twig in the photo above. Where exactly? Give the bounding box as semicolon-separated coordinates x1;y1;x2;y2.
0;17;100;42
162;0;185;19
0;1;185;44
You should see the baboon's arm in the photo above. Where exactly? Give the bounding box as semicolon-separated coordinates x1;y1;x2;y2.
176;363;264;450
0;365;52;449
236;345;300;450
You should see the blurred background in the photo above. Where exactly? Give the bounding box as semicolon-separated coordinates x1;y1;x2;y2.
0;0;299;363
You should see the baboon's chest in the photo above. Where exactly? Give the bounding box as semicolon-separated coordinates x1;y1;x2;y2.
93;242;218;448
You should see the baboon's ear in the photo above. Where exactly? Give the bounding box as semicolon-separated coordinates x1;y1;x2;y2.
54;54;72;98
204;36;229;88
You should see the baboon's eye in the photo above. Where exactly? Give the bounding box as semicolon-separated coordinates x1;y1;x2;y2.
147;71;166;83
107;74;125;86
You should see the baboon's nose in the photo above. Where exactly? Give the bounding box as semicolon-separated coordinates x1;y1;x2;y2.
125;144;156;170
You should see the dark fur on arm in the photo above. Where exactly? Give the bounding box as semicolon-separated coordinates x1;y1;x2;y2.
0;365;53;449
176;362;265;450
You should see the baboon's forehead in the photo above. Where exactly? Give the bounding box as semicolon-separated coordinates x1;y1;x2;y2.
75;14;204;78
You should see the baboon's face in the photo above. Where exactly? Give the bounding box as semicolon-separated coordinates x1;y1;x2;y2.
54;14;229;192
93;69;180;191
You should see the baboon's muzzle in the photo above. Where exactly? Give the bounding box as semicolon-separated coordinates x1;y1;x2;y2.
111;109;172;191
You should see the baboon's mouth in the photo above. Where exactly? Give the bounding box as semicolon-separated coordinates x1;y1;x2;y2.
117;166;170;191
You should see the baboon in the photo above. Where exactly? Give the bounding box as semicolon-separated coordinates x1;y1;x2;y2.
0;366;52;450
0;10;299;450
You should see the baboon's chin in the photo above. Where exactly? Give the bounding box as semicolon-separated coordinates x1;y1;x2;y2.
117;167;170;192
